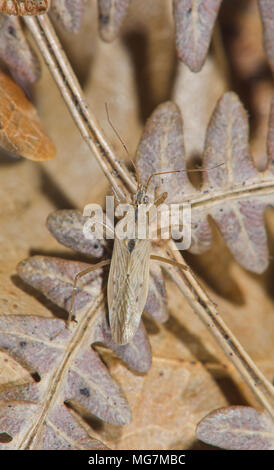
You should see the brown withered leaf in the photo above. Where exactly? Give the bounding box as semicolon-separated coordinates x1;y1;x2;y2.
136;92;274;274
0;253;151;448
172;0;223;72
0;0;50;15
0;71;56;160
0;14;40;87
98;0;131;42
258;0;274;73
197;406;274;449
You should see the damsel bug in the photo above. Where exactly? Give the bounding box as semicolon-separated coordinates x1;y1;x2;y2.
0;0;50;15
68;162;222;345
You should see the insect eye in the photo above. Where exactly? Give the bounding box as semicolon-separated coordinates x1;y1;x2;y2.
143;195;149;204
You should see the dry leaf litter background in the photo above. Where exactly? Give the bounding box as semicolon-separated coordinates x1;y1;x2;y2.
0;0;273;450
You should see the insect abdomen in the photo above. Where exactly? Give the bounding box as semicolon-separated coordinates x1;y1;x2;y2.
107;238;151;344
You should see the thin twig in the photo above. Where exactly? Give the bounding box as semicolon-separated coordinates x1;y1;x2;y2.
24;14;274;417
24;14;137;202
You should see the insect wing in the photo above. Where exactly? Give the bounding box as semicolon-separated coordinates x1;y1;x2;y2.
108;238;151;344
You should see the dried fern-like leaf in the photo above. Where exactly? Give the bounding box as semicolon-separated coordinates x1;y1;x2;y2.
258;0;274;73
9;90;274;448
0;1;84;87
173;0;223;72
0;71;56;160
97;0;131;42
0;253;151;448
50;0;84;34
0;14;40;87
136;92;274;273
196;406;274;450
136;100;195;203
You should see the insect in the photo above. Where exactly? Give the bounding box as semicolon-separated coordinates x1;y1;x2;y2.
0;0;50;15
67;104;224;345
68;164;223;345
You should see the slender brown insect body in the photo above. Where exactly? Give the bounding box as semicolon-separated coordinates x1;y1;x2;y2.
108;234;151;344
69;165;223;344
67;167;186;344
107;184;153;344
68;105;224;344
0;0;50;15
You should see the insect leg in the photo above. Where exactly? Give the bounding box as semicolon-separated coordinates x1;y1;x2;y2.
150;255;188;271
154;192;168;207
68;259;111;327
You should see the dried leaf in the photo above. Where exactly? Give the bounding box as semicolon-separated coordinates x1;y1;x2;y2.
50;0;84;34
191;92;272;273
173;0;223;72
0;252;151;448
268;96;274;163
46;210;108;259
0;383;108;449
0;1;84;86
0;14;40;87
136;101;195;203
0;71;56;160
136;92;274;273
98;0;131;42
1;1;273;449
258;0;274;73
144;257;168;323
0;0;50;15
196;406;274;450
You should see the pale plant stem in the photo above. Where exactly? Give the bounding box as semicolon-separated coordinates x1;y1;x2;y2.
24;14;137;202
24;14;274;418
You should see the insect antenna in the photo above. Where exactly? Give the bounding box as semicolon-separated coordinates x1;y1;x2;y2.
105;102;140;186
145;162;224;191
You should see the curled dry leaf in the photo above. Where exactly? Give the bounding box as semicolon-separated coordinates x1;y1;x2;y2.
173;0;223;72
196;406;274;450
0;252;151;449
136;92;274;273
0;71;56;160
258;0;274;73
98;0;131;42
0;0;50;16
